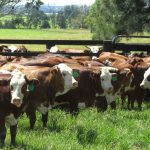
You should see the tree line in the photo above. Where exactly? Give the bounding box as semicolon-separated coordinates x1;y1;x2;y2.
0;1;90;30
0;0;150;40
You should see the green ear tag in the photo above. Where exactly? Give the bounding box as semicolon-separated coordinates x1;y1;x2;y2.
73;71;79;78
112;76;117;81
28;83;35;92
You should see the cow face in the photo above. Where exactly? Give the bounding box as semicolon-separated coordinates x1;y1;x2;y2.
140;68;150;89
10;69;39;107
86;46;103;53
100;67;118;93
56;63;78;96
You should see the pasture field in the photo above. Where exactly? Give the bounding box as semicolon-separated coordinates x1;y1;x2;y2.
0;29;92;51
3;102;150;150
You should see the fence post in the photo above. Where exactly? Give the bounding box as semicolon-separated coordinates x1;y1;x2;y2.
103;40;114;52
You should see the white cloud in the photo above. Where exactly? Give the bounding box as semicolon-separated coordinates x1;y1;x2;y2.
41;0;95;6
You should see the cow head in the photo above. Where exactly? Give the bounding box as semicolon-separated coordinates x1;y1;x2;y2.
86;46;103;53
100;67;118;94
10;69;39;107
140;67;150;89
55;63;78;96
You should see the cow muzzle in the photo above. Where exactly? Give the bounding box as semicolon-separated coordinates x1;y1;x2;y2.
106;87;113;94
11;98;22;107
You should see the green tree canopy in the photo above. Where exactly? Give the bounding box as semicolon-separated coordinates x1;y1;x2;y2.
89;0;150;40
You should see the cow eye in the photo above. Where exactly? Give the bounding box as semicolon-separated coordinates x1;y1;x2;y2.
10;85;13;90
101;78;104;81
62;72;66;77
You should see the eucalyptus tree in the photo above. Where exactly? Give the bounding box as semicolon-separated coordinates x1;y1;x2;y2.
89;0;150;40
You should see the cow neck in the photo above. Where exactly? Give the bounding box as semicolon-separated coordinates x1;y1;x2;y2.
89;71;103;97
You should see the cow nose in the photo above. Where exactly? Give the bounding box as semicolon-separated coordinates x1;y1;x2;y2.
107;87;113;93
12;98;21;107
73;81;78;88
140;84;144;88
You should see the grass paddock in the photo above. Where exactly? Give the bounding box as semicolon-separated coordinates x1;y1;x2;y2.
3;102;150;150
0;29;92;51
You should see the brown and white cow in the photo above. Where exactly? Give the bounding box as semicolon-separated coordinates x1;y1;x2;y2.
140;67;150;89
1;63;78;129
0;72;20;147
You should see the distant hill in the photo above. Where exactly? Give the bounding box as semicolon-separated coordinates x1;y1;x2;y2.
1;4;64;14
40;5;64;13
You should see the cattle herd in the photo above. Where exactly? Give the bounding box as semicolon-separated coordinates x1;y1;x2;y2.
0;44;150;147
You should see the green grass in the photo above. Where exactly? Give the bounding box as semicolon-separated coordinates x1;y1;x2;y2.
0;29;92;51
120;32;150;44
3;102;150;150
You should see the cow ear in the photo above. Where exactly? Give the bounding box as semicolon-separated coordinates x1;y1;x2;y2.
27;78;40;92
52;66;59;74
111;73;118;82
147;75;150;81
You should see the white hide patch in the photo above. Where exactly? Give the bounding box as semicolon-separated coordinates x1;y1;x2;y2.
105;93;116;104
140;67;150;89
37;104;49;114
55;63;77;96
53;101;69;107
49;46;59;53
10;69;26;105
5;113;17;126
78;102;86;109
0;70;11;74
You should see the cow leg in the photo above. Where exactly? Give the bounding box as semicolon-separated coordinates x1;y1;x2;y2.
137;97;142;111
110;101;116;110
121;94;126;109
26;106;36;130
95;96;108;112
70;100;78;116
0;119;6;147
86;98;94;107
42;112;48;128
10;124;17;146
29;111;36;130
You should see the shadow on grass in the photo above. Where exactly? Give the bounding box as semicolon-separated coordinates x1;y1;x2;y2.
76;125;97;145
48;116;63;132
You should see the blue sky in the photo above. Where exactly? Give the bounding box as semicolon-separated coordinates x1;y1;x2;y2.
41;0;95;6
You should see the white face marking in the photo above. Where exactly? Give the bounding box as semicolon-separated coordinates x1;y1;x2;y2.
100;67;114;93
56;63;77;96
37;104;49;114
5;113;17;126
10;69;26;107
87;46;102;53
140;67;150;89
8;45;17;52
